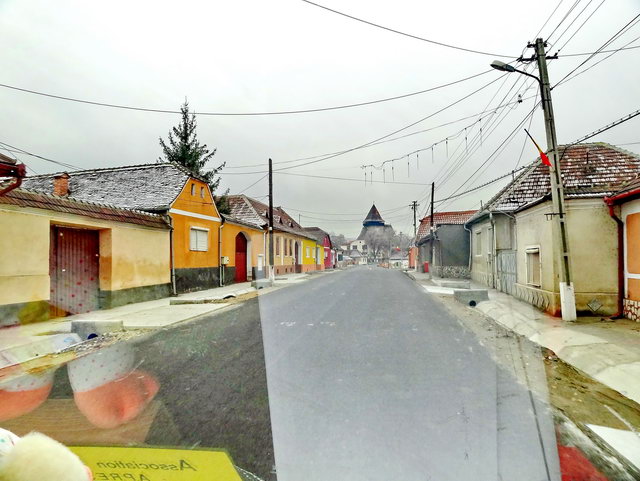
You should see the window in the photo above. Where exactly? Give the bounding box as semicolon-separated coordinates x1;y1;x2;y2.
475;230;482;256
526;247;541;286
189;228;208;252
324;251;328;259
306;247;310;258
191;183;195;195
275;236;280;255
200;187;205;198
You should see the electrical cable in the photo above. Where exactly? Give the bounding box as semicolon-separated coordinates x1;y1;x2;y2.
0;141;82;171
553;13;640;87
219;74;508;175
553;0;607;54
0;70;493;117
299;0;517;58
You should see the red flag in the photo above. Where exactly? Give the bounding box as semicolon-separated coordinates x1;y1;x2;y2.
524;129;552;167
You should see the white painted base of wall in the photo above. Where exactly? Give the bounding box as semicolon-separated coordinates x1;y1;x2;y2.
560;282;577;321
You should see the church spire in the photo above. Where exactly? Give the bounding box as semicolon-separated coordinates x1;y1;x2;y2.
363;204;385;226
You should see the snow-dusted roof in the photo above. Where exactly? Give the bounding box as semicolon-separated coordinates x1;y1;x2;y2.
21;163;196;211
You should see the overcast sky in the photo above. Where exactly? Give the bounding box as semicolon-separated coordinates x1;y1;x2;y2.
1;0;639;237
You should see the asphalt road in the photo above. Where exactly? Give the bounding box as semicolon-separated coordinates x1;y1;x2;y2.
43;266;562;481
257;266;561;481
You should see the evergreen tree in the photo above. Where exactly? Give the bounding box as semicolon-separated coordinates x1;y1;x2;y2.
159;100;229;213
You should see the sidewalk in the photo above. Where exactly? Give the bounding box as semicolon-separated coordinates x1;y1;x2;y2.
405;270;640;406
0;270;335;371
0;281;264;370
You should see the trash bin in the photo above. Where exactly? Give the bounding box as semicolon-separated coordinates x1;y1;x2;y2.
423;262;429;273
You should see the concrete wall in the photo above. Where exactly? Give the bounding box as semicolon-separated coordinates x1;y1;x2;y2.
470;218;493;287
0;204;170;325
515;199;618;316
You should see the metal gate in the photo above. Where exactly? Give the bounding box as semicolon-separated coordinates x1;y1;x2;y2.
496;250;517;295
49;226;100;317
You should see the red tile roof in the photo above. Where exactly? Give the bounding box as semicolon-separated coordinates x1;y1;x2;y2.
0;189;169;229
417;210;477;238
226;195;317;240
479;143;640;215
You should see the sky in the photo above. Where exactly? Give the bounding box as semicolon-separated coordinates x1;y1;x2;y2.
1;0;639;238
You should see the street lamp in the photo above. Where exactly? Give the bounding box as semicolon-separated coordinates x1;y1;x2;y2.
489;38;576;322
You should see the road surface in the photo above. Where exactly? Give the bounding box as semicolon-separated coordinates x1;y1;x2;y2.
257;266;560;481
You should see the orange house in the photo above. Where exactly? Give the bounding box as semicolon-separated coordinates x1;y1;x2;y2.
23;163;222;294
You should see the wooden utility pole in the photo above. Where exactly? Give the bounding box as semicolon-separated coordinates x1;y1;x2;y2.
411;200;419;239
533;38;576;321
268;158;274;281
430;182;435;278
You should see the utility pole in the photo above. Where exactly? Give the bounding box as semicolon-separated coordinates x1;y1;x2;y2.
410;200;419;270
430;182;435;279
268;158;275;281
411;200;419;239
533;38;576;321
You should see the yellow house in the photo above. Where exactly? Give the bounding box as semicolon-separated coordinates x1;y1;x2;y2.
23;163;223;293
0;189;170;325
220;216;266;284
226;196;319;275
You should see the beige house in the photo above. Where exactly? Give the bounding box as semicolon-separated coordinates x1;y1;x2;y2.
0;188;170;326
467;143;640;317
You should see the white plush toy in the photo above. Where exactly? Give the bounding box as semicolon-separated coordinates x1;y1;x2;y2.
0;427;92;481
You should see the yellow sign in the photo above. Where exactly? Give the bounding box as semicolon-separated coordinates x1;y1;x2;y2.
68;446;243;481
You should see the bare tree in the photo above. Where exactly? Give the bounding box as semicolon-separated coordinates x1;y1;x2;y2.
363;226;394;262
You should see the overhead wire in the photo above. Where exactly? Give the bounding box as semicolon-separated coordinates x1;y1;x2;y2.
299;0;517;58
0;141;82;171
553;0;607;55
553;13;640;87
0;70;493;117
218;73;508;175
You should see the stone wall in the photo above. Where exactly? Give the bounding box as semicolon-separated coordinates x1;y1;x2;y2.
432;265;470;279
624;298;640;322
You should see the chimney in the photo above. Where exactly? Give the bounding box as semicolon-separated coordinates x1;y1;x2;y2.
53;173;70;197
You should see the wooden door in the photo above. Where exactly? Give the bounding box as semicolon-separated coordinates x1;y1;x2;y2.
49;226;100;317
235;233;247;283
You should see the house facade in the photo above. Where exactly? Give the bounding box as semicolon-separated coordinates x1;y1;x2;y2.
0;188;169;325
468;143;640;317
23;163;223;293
605;178;640;321
415;210;477;278
226;195;319;275
220;215;266;284
303;227;333;270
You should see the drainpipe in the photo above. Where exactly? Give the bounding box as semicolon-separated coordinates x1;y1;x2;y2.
168;215;177;296
219;219;225;287
489;212;497;289
605;200;624;318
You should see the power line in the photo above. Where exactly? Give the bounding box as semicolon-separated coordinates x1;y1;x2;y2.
237;174;267;194
534;0;566;40
0;141;82;171
561;44;640;56
219;74;508;175
275;171;430;186
546;0;583;42
299;0;517;58
553;0;607;55
226;94;535;169
553;13;640;87
0;70;493;117
555;34;640;87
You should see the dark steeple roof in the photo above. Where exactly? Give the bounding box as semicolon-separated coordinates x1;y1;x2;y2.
363;204;385;226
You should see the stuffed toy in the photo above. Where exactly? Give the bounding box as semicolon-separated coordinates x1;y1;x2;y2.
0;427;92;481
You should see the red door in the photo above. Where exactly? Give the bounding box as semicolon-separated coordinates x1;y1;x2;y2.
49;226;100;317
235;233;247;283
